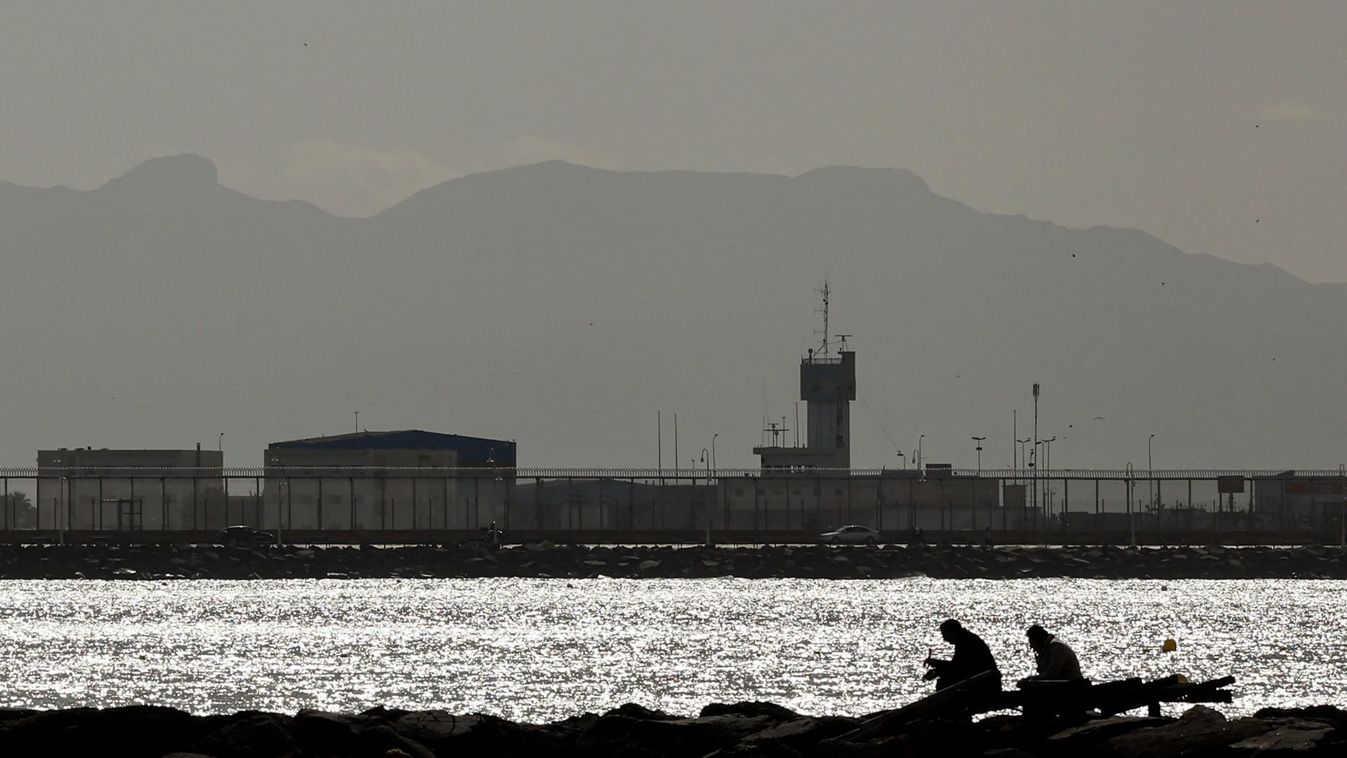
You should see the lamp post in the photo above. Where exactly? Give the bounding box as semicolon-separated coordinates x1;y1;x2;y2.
710;434;720;544
270;457;285;546
1126;461;1136;547
971;435;987;531
1148;433;1156;513
918;435;925;472
218;432;224;452
1042;436;1056;518
896;451;906;469
1032;383;1040;530
699;448;711;546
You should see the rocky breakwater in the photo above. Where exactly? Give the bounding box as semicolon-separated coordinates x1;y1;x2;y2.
0;701;1344;757
1;543;1347;580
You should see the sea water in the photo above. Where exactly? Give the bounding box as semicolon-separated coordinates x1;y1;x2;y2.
0;578;1340;719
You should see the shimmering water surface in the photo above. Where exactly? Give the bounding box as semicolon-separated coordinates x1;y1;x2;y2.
0;578;1341;719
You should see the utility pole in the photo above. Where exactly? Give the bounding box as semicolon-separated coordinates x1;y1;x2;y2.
1032;383;1039;530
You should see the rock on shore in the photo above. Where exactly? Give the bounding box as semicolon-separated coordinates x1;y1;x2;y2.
0;702;1343;757
1;543;1346;580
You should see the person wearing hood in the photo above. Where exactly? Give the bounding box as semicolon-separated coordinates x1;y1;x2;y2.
1023;624;1082;681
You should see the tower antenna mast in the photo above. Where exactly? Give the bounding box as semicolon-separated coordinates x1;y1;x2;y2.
814;277;831;356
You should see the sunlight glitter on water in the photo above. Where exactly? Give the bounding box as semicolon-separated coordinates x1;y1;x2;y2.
0;578;1341;719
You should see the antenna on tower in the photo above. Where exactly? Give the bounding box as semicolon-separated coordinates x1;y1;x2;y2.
814;277;831;356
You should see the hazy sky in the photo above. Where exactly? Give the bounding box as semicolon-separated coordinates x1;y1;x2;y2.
2;1;1345;282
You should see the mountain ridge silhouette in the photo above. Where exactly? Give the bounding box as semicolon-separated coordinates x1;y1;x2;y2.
0;155;1341;471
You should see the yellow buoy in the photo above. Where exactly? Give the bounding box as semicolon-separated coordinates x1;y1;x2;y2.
1162;638;1177;653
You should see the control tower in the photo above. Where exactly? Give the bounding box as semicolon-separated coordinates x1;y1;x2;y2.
755;281;856;471
801;347;856;464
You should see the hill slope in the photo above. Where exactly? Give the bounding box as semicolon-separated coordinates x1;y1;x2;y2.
1;156;1342;470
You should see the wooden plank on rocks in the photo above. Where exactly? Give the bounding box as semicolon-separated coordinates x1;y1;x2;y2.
839;671;998;742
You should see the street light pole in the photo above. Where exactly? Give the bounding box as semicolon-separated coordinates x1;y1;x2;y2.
710;435;720;544
1042;436;1056;518
918;435;925;472
1126;461;1136;547
971;435;987;532
896;451;906;469
1148;433;1156;513
1032;383;1040;528
699;448;711;546
270;457;284;546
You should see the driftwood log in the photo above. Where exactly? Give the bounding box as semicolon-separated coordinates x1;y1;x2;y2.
839;673;1237;741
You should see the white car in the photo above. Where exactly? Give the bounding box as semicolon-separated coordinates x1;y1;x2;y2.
818;525;881;545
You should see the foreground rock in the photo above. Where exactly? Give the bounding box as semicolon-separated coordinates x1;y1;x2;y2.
0;702;1343;757
1;543;1347;580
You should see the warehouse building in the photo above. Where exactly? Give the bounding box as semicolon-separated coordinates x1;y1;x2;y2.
263;430;515;531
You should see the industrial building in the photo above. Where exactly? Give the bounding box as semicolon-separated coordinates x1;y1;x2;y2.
262;430;515;532
1252;472;1347;527
35;447;224;531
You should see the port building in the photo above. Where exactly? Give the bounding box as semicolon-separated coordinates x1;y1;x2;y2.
263;430;515;532
35;447;224;531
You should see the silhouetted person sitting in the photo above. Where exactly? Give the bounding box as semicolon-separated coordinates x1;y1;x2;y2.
1022;624;1082;681
922;619;1002;693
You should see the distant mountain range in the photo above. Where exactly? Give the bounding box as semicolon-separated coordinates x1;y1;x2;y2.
1;155;1342;470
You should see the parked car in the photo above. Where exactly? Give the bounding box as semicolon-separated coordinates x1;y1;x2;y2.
818;525;881;545
219;525;276;545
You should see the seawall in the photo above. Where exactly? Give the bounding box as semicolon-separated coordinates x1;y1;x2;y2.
1;543;1345;580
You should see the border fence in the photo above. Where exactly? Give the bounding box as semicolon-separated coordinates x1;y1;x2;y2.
1;466;1344;545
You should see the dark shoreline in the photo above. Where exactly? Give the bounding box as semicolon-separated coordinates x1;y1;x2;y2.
1;700;1342;756
1;543;1345;580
